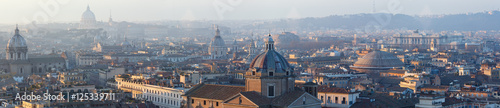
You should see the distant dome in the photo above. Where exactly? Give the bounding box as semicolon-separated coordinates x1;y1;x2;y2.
352;51;404;69
121;41;130;46
81;5;96;22
209;28;225;47
80;5;97;29
210;36;225;47
7;26;27;48
208;27;227;59
121;38;131;46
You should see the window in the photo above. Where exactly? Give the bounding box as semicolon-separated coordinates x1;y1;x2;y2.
328;97;331;103
303;97;306;105
268;85;275;97
286;71;290;75
252;71;256;75
204;100;206;105
321;96;323;101
342;97;346;104
269;71;274;76
335;97;338;103
216;102;219;106
239;97;242;104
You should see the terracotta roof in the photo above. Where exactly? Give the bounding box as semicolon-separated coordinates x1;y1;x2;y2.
317;86;349;93
351;98;377;108
442;97;465;106
239;91;271;106
271;88;307;107
387;86;409;92
184;83;245;100
360;93;419;108
420;85;449;90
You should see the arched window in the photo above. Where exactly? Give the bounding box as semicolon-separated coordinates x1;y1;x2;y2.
335;97;338;103
342;97;346;104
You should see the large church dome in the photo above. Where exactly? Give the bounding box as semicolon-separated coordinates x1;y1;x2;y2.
249;35;292;73
209;28;225;47
352;51;404;69
81;5;96;22
208;26;228;59
80;5;97;29
7;26;27;48
6;25;28;60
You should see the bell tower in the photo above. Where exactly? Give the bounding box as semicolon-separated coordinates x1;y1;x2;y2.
430;38;438;52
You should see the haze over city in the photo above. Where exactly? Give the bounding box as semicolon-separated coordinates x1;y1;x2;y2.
1;0;500;24
1;1;500;108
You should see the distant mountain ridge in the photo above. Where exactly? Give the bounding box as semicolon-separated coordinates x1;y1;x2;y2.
242;10;500;31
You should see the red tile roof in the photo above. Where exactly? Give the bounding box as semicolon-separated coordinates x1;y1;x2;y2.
184;83;245;100
318;86;349;93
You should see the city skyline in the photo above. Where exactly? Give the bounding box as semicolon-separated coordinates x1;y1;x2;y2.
1;1;500;108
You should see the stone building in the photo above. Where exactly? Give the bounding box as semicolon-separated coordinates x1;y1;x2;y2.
115;75;185;108
391;30;464;50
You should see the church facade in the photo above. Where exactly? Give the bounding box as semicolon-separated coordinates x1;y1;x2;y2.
0;26;66;77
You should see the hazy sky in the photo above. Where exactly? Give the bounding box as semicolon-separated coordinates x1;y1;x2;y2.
1;0;499;24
